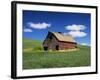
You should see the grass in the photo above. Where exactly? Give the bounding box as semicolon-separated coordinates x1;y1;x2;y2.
23;39;42;49
23;39;91;69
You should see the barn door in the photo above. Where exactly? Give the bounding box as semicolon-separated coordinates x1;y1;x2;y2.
56;45;59;50
44;46;48;51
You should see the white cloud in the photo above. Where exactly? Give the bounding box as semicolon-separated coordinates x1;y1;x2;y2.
62;33;68;35
68;31;87;37
81;43;88;46
65;24;87;37
65;24;86;31
28;22;51;29
23;28;32;32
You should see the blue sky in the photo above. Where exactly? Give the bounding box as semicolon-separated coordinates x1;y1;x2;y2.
23;10;91;46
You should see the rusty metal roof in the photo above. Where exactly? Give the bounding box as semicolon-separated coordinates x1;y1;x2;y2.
51;32;76;43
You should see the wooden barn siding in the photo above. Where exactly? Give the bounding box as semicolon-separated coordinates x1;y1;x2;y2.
58;41;76;49
43;35;59;50
46;35;58;50
43;39;49;46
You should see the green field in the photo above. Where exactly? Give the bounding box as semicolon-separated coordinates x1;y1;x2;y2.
23;39;91;69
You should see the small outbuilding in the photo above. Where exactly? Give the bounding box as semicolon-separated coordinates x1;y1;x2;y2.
43;31;77;51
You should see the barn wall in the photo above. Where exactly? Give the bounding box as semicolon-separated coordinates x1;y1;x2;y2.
43;34;59;50
58;41;76;50
48;35;59;50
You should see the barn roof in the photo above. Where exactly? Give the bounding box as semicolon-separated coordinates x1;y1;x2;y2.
51;32;76;43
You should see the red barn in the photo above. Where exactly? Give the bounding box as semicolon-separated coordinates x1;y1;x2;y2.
43;31;77;51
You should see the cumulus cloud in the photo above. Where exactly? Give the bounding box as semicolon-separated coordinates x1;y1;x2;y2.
23;28;32;32
62;33;68;35
81;43;88;46
65;24;87;37
65;24;86;31
68;31;87;37
28;22;51;29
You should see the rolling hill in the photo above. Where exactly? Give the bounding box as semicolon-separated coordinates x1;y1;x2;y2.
23;39;91;69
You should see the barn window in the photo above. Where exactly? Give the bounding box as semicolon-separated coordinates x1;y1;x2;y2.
56;45;59;50
44;46;48;51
